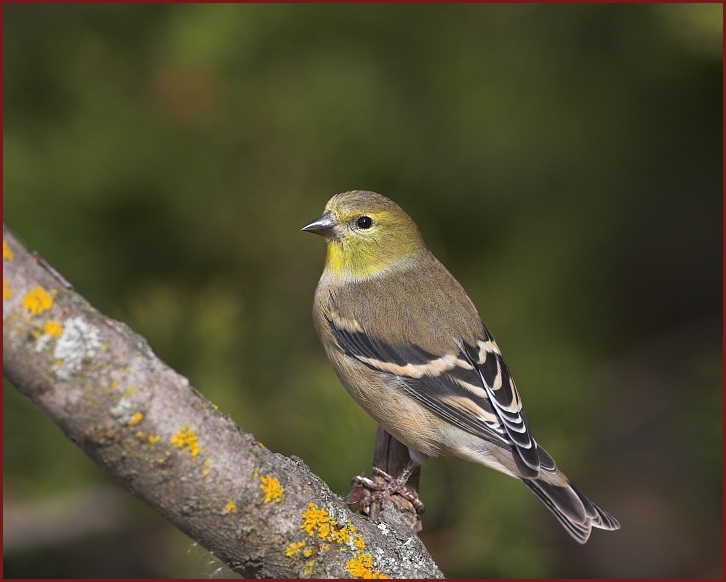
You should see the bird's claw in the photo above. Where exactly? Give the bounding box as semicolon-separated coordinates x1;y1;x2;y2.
349;469;425;514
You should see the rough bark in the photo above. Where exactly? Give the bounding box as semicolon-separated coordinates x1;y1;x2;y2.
2;225;443;579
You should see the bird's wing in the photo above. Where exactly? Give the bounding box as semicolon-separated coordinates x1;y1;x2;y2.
326;315;553;477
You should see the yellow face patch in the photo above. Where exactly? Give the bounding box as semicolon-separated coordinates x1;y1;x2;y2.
324;239;394;281
313;191;426;282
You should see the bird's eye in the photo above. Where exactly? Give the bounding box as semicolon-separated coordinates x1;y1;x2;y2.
356;216;373;229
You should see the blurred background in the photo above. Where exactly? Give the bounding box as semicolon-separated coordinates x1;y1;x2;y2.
3;3;722;578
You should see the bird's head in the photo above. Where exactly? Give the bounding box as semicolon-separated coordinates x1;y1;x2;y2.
302;190;426;281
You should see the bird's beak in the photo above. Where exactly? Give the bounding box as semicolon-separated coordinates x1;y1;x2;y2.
301;211;336;238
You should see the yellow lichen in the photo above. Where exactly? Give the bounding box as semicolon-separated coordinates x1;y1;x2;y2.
353;531;367;549
301;503;358;544
44;320;63;337
292;503;386;578
260;474;284;503
3;240;13;261
301;503;332;538
123;385;138;397
147;434;161;445
171;426;200;457
285;541;306;557
224;501;237;514
22;286;53;315
202;459;213;477
3;280;13;299
127;412;144;426
346;553;390;579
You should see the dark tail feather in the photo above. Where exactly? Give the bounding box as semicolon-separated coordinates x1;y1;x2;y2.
521;478;620;544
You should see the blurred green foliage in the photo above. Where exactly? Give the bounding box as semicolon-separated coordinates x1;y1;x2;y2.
3;4;722;578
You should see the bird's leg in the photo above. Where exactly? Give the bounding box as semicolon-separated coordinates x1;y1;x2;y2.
349;459;425;514
372;462;425;513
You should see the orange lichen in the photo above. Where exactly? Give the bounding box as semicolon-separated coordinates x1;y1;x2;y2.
171;426;200;457
260;474;284;503
285;540;307;557
22;286;53;315
43;320;63;337
127;412;144;426
157;450;172;464
3;240;13;261
294;503;385;578
202;459;213;477
301;503;362;545
346;553;390;579
224;501;237;514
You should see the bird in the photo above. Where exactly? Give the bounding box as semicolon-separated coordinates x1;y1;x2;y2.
302;190;620;543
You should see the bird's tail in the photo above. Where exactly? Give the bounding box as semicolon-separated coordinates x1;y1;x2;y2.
521;477;620;543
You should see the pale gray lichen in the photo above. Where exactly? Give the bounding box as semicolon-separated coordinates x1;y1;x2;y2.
53;316;102;379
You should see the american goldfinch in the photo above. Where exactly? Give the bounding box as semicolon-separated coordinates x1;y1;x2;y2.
302;190;620;543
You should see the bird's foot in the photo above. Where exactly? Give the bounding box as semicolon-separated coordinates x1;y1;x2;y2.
348;467;425;514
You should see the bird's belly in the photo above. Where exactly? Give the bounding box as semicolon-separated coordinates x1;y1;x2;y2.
328;352;450;459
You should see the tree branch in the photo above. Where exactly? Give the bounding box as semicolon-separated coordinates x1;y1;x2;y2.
2;225;443;579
